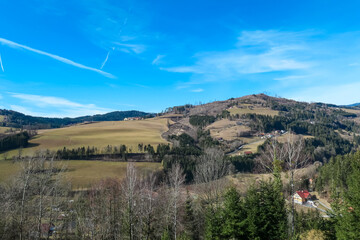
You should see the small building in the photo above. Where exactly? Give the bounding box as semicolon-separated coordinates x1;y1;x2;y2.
293;190;312;204
244;151;253;155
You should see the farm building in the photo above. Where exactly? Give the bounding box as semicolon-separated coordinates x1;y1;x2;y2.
293;190;312;204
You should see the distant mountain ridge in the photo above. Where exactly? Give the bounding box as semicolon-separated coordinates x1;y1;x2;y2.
346;103;360;107
0;109;151;129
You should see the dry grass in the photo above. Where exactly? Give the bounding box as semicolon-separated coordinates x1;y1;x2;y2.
228;164;318;193
0;127;11;133
0;160;162;189
0;161;21;183
206;119;251;141
228;106;279;116
276;134;314;143
0;115;4;122
1;118;170;158
340;108;360;115
63;161;162;189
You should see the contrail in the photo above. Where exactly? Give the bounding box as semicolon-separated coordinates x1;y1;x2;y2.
100;51;111;69
100;47;115;70
0;54;4;72
0;37;115;78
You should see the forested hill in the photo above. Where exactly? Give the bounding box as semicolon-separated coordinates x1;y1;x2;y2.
0;109;151;129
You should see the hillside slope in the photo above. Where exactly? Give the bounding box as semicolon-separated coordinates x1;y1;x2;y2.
0;109;151;129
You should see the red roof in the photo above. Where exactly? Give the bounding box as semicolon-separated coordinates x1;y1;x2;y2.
296;190;310;200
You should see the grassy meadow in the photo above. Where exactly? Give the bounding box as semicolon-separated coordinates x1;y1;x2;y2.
0;126;11;133
0;160;162;189
228;106;279;116
1;118;170;158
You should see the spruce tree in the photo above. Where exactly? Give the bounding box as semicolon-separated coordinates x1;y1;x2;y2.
221;187;248;239
335;152;360;239
245;181;288;240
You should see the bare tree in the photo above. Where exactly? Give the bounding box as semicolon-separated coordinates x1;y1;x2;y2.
122;163;139;240
168;163;185;240
283;134;310;238
139;173;157;240
194;148;230;205
255;134;310;238
255;139;287;173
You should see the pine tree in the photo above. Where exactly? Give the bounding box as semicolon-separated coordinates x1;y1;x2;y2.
245;181;288;240
221;187;248;239
335;152;360;239
183;191;198;240
204;207;223;240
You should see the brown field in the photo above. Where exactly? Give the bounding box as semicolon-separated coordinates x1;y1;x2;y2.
206;119;251;141
0;161;21;183
228;106;279;116
340;108;360;115
63;161;162;189
0;160;162;189
1;118;170;158
0;126;11;133
228;164;318;193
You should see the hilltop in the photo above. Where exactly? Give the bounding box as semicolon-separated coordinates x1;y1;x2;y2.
1;93;360;162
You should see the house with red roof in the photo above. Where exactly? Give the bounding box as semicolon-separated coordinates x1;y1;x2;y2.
293;190;312;204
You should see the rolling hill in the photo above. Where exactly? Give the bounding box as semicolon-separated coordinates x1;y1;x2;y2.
0;109;151;129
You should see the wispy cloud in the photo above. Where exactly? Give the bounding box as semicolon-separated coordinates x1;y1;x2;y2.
0;54;4;72
100;47;114;69
9;92;112;117
152;55;165;65
161;30;312;82
274;75;309;81
114;42;145;54
81;0;150;57
0;37;115;78
162;30;360;105
191;88;204;93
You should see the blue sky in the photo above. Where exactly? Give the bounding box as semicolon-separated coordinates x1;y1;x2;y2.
1;0;360;117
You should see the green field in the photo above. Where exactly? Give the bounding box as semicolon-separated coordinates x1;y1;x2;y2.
1;118;170;158
0;160;162;189
228;106;279;116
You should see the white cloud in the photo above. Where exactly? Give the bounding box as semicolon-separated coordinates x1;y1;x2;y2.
191;88;204;93
9;92;112;117
10;105;45;117
0;54;4;72
100;50;111;69
274;75;309;81
152;55;165;65
114;42;146;54
0;37;115;78
161;30;311;80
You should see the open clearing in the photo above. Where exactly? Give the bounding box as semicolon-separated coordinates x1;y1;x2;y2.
63;161;162;189
0;115;4;122
0;160;161;189
228;106;279;116
0;127;11;133
340;108;360;115
206;119;251;141
2;118;170;158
